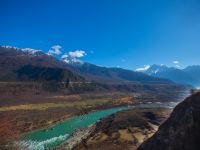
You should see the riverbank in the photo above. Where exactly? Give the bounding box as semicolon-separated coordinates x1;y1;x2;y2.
19;106;129;150
74;108;172;150
56;125;96;150
16;102;177;150
16;106;128;150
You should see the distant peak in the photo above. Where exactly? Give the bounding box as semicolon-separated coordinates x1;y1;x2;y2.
135;65;150;72
60;50;86;65
135;64;168;72
1;45;19;49
0;45;45;56
62;56;84;65
135;64;172;76
21;48;43;56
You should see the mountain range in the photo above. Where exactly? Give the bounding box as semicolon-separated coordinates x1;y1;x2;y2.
0;46;171;84
136;64;200;87
0;46;83;82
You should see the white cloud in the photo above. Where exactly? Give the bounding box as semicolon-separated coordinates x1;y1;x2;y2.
173;61;179;64
61;54;71;63
68;50;86;58
135;65;150;72
61;50;86;64
48;45;62;55
61;54;68;59
173;60;182;68
71;58;84;64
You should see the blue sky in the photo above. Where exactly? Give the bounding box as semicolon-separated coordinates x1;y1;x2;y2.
0;0;200;70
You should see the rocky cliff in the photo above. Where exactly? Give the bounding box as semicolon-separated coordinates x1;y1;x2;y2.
138;92;200;150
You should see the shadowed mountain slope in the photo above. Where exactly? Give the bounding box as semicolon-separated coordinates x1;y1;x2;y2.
16;65;84;82
0;46;83;82
67;63;173;84
138;92;200;150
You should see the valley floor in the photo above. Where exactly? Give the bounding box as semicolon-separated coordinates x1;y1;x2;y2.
0;89;187;150
0;92;134;149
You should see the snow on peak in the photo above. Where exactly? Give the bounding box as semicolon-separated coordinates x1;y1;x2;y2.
135;65;150;72
61;50;86;65
1;45;43;56
21;48;43;55
1;45;19;49
62;56;84;65
135;64;170;75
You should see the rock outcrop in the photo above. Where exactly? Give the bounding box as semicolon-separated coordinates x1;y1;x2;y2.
138;92;200;150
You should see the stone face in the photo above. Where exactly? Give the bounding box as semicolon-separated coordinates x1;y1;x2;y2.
138;92;200;150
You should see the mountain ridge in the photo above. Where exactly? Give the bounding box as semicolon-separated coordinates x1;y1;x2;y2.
66;62;174;84
0;46;83;82
0;46;173;85
136;64;200;87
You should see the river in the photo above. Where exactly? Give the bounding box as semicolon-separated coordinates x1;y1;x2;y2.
19;102;178;150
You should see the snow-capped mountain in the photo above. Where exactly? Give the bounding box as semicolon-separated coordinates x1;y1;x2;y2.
61;55;84;65
0;45;45;56
142;64;169;75
0;45;84;82
1;45;199;86
0;45;172;84
21;48;44;56
136;64;200;87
